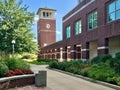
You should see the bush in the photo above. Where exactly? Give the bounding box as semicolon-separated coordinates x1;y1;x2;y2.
57;61;68;71
80;67;91;76
22;53;37;60
29;60;47;65
49;61;58;69
91;54;112;64
88;63;115;81
0;63;9;77
91;56;100;64
37;58;58;64
115;52;120;59
49;60;90;75
109;58;120;74
4;58;30;70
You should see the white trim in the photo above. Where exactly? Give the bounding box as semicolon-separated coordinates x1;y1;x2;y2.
70;50;76;52
39;30;56;33
63;51;67;53
97;46;109;50
63;0;95;23
81;49;89;51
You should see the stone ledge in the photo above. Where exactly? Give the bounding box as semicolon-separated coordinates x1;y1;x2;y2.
0;74;35;89
49;68;120;90
0;74;35;82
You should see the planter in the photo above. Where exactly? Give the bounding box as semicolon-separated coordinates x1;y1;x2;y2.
0;74;35;89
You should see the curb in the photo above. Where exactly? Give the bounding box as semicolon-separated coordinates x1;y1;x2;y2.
49;68;120;90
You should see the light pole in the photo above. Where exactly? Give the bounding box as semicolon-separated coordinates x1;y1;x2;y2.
12;40;15;58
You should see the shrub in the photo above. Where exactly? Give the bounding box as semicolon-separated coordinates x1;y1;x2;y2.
109;58;120;74
99;54;112;62
0;63;9;77
49;61;58;69
37;58;58;64
49;60;90;75
91;56;100;64
22;53;37;60
91;54;112;64
4;58;30;70
80;67;91;76
29;60;47;65
88;63;115;81
115;52;120;59
57;61;68;71
22;55;31;59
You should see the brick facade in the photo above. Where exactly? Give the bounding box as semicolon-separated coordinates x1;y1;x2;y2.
39;0;120;61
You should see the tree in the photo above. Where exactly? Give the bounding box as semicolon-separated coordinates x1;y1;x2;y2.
0;0;37;55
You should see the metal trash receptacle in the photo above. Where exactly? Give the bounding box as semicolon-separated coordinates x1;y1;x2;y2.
35;71;47;87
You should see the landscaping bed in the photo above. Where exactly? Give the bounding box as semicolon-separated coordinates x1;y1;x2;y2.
49;52;120;86
0;58;34;77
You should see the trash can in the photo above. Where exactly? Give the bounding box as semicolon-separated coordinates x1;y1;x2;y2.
35;71;47;87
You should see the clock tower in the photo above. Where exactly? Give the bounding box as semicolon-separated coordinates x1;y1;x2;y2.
37;8;56;47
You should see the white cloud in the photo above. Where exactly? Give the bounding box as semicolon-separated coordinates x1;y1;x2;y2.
56;30;61;35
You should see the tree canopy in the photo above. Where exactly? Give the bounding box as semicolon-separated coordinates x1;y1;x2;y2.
0;0;37;54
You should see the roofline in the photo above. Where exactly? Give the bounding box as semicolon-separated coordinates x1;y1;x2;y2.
37;8;56;14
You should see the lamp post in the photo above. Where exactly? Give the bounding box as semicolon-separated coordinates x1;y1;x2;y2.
12;40;15;58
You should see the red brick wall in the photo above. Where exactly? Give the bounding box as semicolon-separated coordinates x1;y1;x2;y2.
39;0;120;60
38;19;56;47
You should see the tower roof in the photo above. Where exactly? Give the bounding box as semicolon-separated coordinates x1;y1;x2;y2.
37;8;56;15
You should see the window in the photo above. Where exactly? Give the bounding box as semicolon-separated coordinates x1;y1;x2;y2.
43;12;45;17
75;20;82;35
108;0;120;22
88;11;98;30
66;26;71;38
79;0;84;3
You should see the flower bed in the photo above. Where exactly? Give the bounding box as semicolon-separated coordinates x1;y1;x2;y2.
6;69;34;77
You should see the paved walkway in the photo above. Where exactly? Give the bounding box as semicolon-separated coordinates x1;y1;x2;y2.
30;64;115;90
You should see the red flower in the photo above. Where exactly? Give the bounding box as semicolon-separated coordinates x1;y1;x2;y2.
6;69;34;77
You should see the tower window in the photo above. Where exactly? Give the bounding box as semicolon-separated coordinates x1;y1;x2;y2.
46;12;49;17
43;12;45;17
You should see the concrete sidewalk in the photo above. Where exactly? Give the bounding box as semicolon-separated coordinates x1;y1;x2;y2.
30;64;115;90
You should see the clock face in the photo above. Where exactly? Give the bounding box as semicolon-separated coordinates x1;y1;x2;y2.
46;24;50;29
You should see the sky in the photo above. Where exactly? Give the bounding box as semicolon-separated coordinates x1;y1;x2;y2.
20;0;78;41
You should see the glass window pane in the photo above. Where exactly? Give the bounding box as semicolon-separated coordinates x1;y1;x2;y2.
108;2;115;14
108;12;115;22
75;20;82;34
116;0;120;10
116;10;120;20
93;12;97;20
88;14;92;23
88;22;92;30
93;20;97;28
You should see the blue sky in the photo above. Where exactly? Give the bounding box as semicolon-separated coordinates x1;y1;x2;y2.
21;0;77;41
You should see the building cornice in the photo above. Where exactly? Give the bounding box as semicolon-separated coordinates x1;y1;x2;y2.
63;0;95;23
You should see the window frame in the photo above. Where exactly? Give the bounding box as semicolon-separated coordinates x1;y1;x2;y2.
75;20;82;35
88;11;98;30
66;26;71;38
107;0;120;22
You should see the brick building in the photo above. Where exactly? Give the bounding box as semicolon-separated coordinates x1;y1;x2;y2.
38;0;120;61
